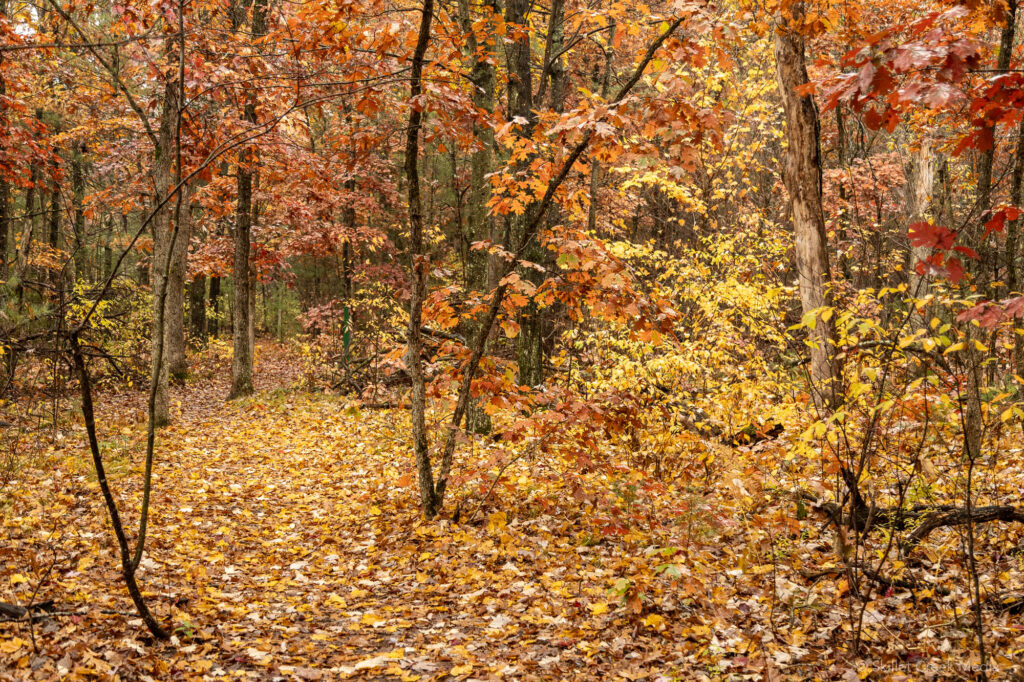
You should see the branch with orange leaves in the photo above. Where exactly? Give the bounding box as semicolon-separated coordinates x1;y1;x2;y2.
430;10;693;509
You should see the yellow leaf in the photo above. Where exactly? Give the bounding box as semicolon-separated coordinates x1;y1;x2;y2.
797;310;817;330
487;511;507;533
450;663;473;676
9;574;28;585
0;637;26;654
642;613;666;630
588;602;609;615
361;613;384;626
943;341;965;355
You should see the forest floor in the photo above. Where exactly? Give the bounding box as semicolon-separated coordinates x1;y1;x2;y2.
2;342;1024;681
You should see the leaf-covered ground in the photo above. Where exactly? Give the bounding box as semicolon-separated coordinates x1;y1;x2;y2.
3;343;1024;680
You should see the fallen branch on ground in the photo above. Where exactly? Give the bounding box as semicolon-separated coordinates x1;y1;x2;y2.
903;505;1024;550
799;566;951;596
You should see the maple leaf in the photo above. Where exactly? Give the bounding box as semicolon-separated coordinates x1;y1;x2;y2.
908;221;955;250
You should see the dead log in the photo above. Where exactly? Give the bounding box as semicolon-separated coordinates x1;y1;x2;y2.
903;505;1024;550
797;490;1024;554
799;565;950;596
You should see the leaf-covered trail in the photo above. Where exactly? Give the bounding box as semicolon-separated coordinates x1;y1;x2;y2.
8;344;1024;680
5;344;736;680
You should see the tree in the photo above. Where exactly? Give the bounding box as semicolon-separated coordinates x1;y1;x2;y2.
773;3;842;410
229;0;269;399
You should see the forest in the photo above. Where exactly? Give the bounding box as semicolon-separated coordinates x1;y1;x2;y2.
2;0;1024;678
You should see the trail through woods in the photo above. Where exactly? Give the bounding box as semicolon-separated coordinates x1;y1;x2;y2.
3;343;1024;680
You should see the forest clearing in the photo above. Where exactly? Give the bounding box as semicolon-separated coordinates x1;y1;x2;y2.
4;0;1024;679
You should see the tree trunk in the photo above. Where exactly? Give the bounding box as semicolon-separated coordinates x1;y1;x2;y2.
962;1;1016;463
517;0;567;387
47;187;59;250
71;144;87;281
906;139;937;308
46;121;62;277
459;0;500;434
975;0;1016;288
70;333;169;640
228;0;267;399
16;164;40;289
248;269;256;350
189;274;206;342
405;0;438;518
0;174;7;282
587;20;616;234
166;185;191;380
505;0;543;386
459;0;498;290
773;9;842;411
16;110;45;293
150;81;178;426
0;34;8;283
208;275;221;337
104;214;117;279
834;106;852;280
230;152;255;397
1008;100;1024;378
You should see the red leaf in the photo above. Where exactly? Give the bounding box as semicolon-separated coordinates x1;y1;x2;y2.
975;126;994;153
864;107;885;130
953;245;979;260
1005;296;1024;318
984;206;1022;236
985;213;1006;236
946;256;965;284
957;302;1003;328
908;221;955;250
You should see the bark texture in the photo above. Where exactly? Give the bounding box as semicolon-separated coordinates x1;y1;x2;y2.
773;13;842;410
189;275;207;340
405;0;438;517
458;0;500;435
0;33;9;282
505;0;543;386
166;185;191;379
228;0;267;399
151;81;178;425
906;140;937;305
1009;100;1024;377
974;0;1016;287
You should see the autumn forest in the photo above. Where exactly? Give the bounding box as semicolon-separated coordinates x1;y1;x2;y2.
3;0;1024;678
